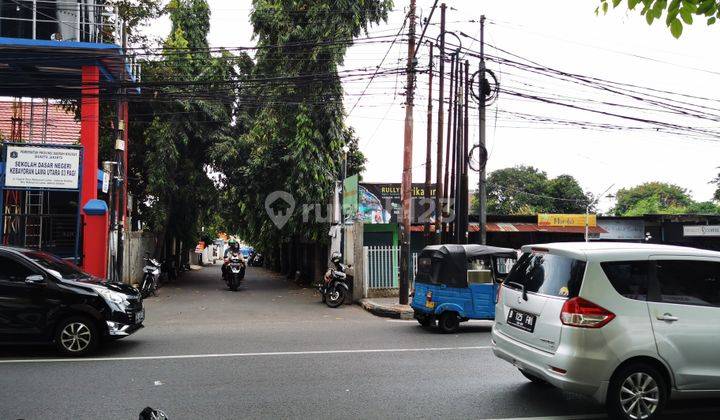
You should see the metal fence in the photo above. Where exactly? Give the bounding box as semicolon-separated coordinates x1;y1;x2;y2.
363;246;418;294
0;0;122;43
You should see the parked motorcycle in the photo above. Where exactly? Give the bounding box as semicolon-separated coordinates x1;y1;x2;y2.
224;252;246;291
140;254;162;298
319;252;351;308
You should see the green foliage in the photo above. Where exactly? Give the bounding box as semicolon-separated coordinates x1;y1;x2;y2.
611;181;719;215
686;200;720;214
597;0;720;38
131;0;240;253
111;0;165;46
212;0;391;254
483;166;592;215
713;171;720;202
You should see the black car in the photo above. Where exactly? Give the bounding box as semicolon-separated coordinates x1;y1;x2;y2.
0;246;144;356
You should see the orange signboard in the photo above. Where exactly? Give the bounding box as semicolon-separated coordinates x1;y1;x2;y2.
538;213;596;228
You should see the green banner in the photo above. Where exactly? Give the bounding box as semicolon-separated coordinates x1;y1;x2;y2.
342;174;359;220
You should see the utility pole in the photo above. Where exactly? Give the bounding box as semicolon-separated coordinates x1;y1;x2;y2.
434;3;446;245
478;16;487;245
449;54;460;243
399;0;416;305
114;20;128;282
460;60;470;244
443;52;455;242
424;42;433;245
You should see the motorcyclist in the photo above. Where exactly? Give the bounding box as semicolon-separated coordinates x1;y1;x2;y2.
222;239;245;277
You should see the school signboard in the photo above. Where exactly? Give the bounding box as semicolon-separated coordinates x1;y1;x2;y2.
3;144;81;190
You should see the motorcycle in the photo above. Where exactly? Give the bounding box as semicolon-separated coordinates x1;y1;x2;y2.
249;252;264;267
224;252;246;291
319;252;351;308
140;254;161;298
160;258;178;283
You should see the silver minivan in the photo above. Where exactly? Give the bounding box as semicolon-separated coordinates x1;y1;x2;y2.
491;242;720;420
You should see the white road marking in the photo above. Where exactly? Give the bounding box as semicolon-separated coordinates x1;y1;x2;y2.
0;346;491;364
484;415;604;420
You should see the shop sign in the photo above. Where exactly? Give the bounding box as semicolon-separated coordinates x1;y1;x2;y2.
683;225;720;237
359;183;439;224
598;219;645;240
538;213;596;228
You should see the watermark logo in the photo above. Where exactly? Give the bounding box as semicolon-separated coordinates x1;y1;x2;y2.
265;190;295;229
263;190;456;230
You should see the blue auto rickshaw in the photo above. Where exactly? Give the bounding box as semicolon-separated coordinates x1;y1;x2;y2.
411;244;517;333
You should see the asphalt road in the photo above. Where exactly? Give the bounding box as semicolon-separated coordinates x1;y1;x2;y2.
1;265;718;420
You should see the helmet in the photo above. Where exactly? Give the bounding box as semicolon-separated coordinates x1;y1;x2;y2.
228;239;239;250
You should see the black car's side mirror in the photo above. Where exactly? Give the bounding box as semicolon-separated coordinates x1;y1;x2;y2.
25;274;45;285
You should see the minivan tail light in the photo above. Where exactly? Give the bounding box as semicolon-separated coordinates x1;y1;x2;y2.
560;297;615;328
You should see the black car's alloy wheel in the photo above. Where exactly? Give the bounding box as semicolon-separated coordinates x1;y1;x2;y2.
55;316;99;356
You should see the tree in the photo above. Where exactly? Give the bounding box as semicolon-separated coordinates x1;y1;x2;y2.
213;0;392;260
483;166;592;215
713;171;720;202
686;200;720;214
612;182;693;215
598;0;720;38
132;0;239;257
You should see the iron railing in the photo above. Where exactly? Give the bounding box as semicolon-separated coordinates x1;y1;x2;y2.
0;0;123;43
362;246;418;295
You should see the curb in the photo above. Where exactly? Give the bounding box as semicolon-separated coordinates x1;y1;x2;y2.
359;299;414;320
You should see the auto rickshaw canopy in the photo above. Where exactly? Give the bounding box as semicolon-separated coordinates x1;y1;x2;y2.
415;244;518;288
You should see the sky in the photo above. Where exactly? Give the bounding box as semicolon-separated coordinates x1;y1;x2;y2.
147;0;720;212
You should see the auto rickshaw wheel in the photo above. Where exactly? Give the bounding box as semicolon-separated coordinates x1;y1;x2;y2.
438;312;460;333
416;314;434;327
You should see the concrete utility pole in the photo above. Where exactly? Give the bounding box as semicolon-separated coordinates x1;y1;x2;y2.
399;0;416;305
434;3;446;245
449;54;460;243
443;52;455;242
459;60;470;244
478;16;488;245
424;42;433;245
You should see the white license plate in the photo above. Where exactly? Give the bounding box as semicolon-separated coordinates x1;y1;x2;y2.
135;309;145;324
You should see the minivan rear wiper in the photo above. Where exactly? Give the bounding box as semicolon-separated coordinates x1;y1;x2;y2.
506;281;528;301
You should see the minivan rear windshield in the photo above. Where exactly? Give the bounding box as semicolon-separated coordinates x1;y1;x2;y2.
505;252;586;298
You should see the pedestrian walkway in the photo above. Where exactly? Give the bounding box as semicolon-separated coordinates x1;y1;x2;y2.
360;297;414;319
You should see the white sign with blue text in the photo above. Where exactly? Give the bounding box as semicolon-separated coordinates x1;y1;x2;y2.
4;145;80;190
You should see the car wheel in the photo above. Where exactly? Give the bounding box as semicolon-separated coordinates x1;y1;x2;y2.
438;312;460;333
519;369;551;386
55;316;99;356
607;363;667;420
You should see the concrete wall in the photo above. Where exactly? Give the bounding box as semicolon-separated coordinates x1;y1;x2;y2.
122;231;157;286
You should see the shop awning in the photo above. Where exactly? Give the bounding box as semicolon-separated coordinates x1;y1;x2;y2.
482;222;606;234
409;222;607;234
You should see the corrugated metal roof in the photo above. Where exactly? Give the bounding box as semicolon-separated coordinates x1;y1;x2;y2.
0;100;79;144
410;222;607;234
